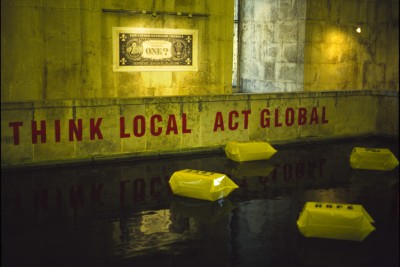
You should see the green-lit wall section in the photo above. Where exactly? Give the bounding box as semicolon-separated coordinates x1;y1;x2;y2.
1;0;234;100
304;0;399;91
1;0;399;167
1;90;398;167
2;0;398;99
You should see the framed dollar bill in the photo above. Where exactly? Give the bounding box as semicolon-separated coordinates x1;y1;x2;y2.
113;27;198;72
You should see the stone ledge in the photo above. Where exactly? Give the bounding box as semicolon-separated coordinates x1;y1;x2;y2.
1;90;398;110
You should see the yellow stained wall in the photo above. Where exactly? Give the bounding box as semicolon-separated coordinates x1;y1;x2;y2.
1;1;399;168
1;90;398;167
304;0;399;91
1;0;234;101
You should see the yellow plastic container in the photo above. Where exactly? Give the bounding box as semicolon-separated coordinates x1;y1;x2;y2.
225;141;277;162
350;147;399;171
168;169;238;201
297;202;375;241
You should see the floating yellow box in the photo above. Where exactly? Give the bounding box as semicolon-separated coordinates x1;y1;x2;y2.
225;141;277;162
350;147;399;171
168;169;238;201
297;202;375;241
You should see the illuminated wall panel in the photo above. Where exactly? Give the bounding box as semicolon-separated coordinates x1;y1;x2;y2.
304;0;399;91
1;0;234;101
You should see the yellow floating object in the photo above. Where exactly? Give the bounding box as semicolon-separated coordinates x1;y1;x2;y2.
297;202;375;241
225;141;277;162
168;169;238;201
350;147;399;171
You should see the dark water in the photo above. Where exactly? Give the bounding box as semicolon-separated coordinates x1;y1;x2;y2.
2;137;399;267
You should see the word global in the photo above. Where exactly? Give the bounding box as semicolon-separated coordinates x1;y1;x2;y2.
7;107;328;145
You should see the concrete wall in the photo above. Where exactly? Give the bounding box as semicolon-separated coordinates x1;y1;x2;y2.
2;0;398;101
1;0;234;101
1;90;398;167
304;0;399;91
1;0;399;168
236;0;399;93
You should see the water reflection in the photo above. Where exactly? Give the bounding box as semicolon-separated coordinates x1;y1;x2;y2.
2;137;398;267
170;196;235;223
113;209;192;260
297;237;373;267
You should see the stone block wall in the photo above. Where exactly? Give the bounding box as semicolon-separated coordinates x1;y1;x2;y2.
236;0;398;93
1;0;398;169
238;0;307;93
304;0;399;91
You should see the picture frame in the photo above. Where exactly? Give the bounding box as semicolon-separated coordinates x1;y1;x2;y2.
112;27;198;72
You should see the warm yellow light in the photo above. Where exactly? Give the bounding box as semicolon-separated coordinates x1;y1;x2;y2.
356;27;361;33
